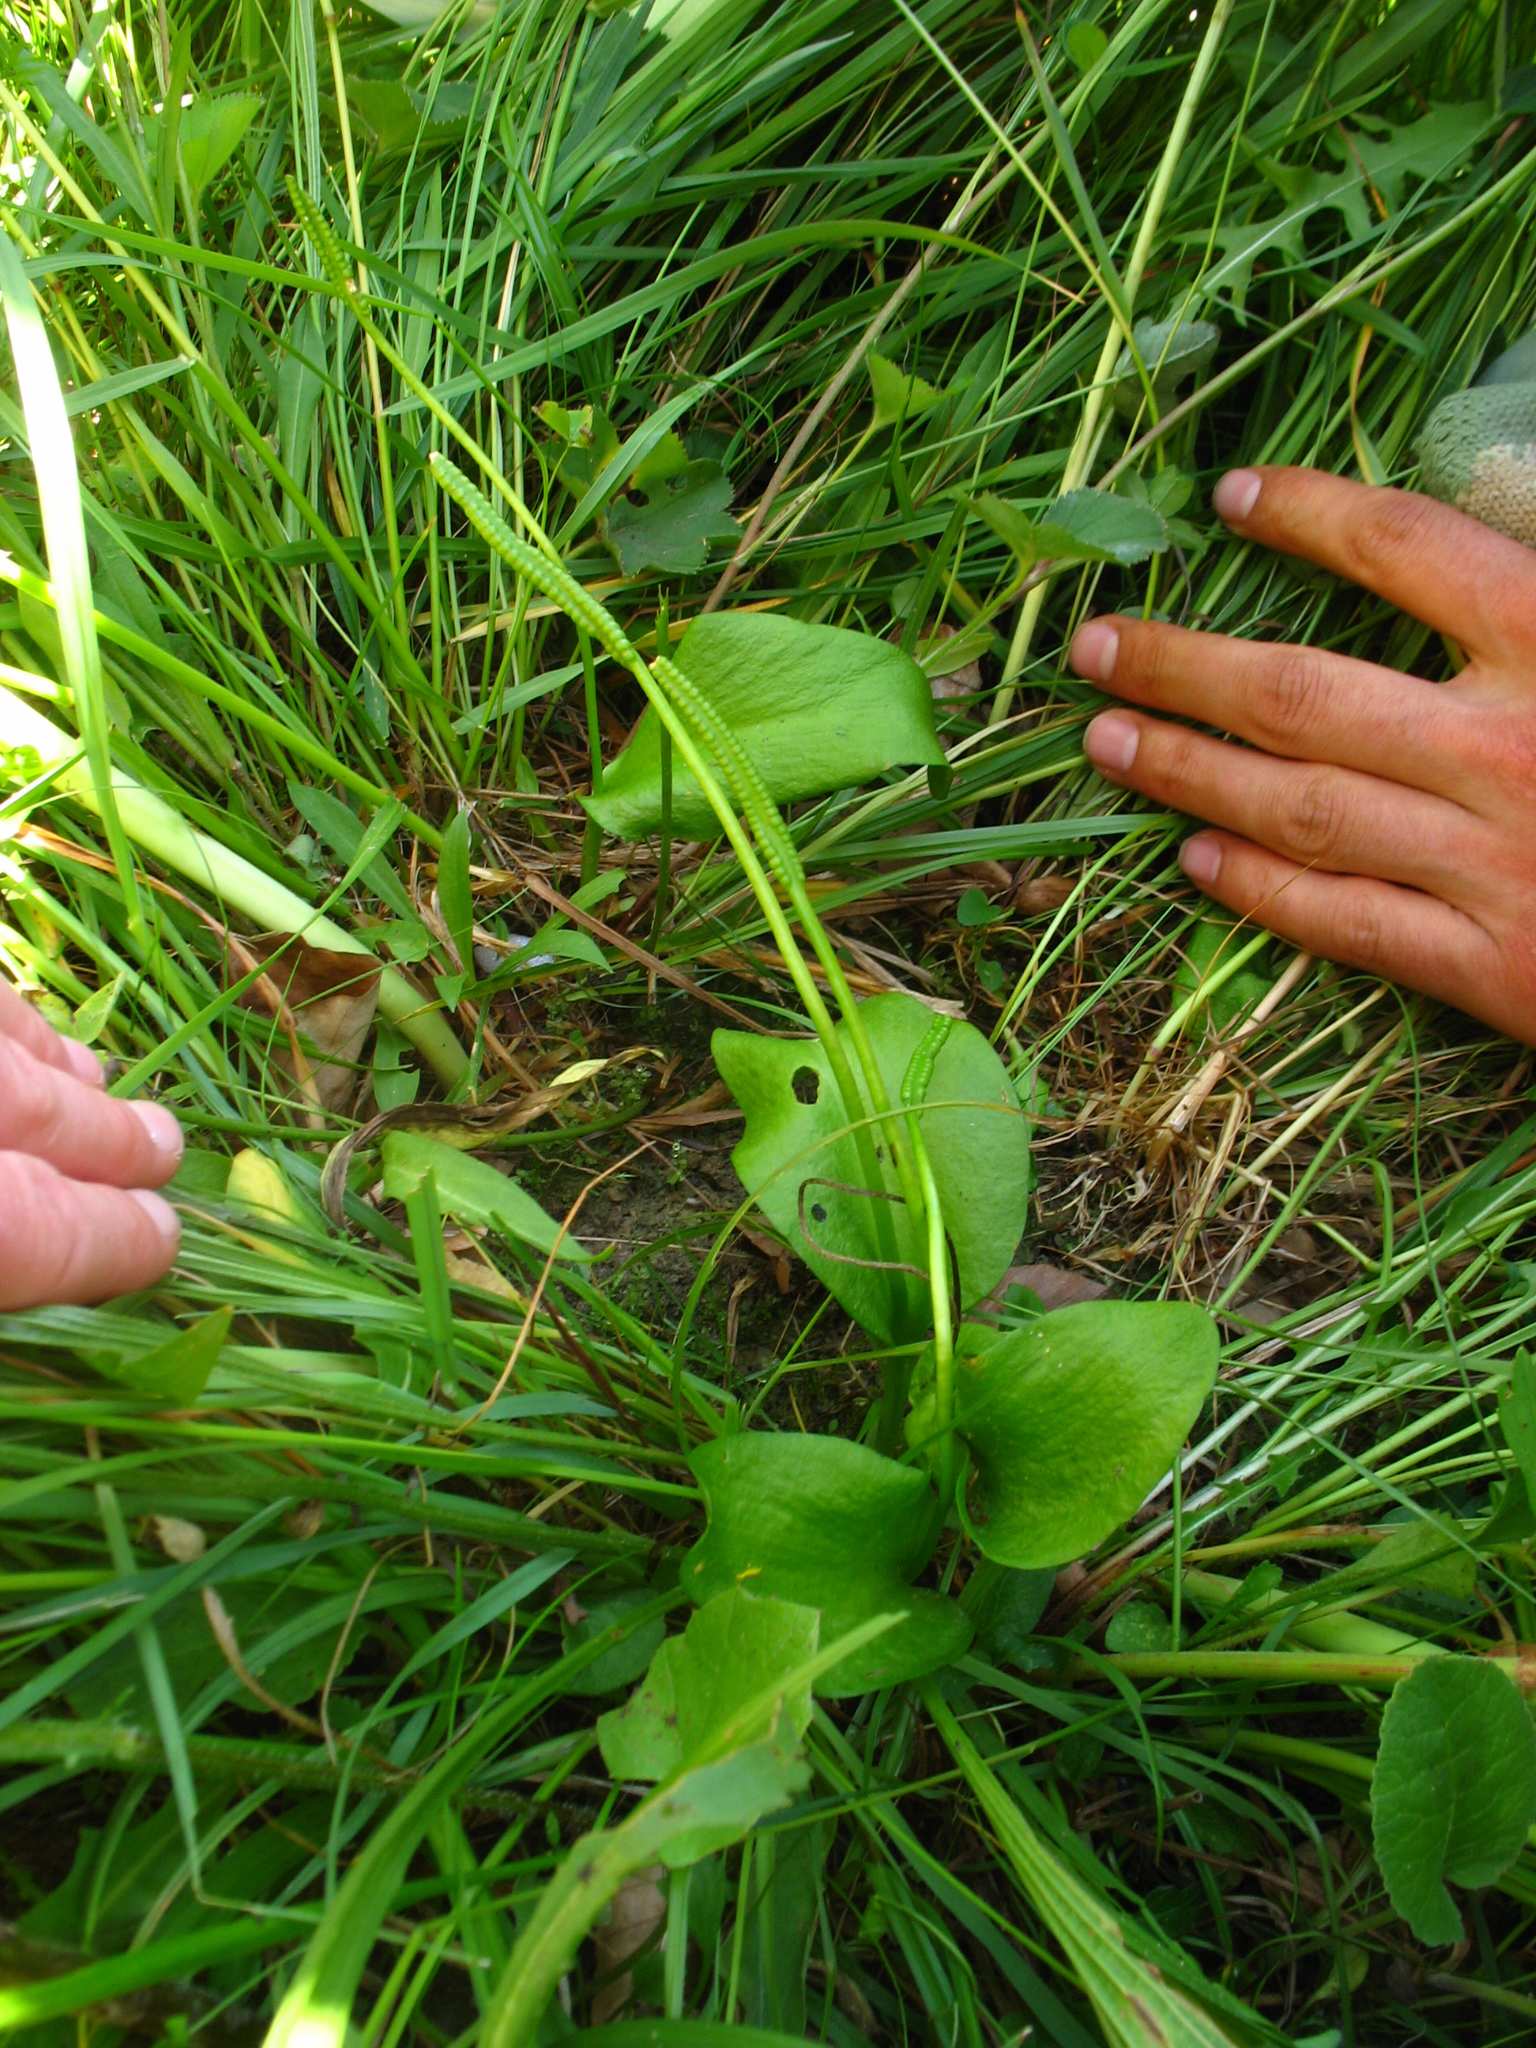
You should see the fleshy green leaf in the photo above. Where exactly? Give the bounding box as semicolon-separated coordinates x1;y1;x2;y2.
683;1433;971;1695
1065;21;1109;69
1105;1601;1174;1652
605;457;737;575
909;1305;1217;1567
379;1132;591;1259
84;1308;231;1404
1500;1350;1536;1513
585;611;942;840
974;487;1171;568
598;1585;819;1784
561;1589;668;1699
146;93;262;199
713;991;1030;1344
1372;1656;1536;1944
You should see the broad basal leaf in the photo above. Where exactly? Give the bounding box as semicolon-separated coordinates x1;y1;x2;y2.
909;1304;1217;1567
684;1433;971;1695
974;488;1171;568
598;1586;819;1786
713;991;1030;1344
379;1131;591;1260
584;612;942;840
1372;1656;1536;1944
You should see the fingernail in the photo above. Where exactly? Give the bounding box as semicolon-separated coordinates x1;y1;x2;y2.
1180;835;1223;886
1214;469;1262;523
1070;619;1119;682
1084;713;1140;774
129;1187;181;1247
130;1100;184;1166
63;1038;104;1086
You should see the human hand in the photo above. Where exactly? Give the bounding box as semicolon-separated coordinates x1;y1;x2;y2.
0;979;182;1309
1070;467;1536;1047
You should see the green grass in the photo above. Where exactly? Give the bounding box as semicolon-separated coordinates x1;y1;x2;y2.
3;0;1536;2041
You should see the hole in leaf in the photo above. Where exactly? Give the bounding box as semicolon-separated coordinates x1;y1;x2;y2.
791;1066;820;1105
810;1202;828;1224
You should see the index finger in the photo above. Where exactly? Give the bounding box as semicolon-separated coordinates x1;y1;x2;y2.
1214;467;1536;660
0;977;104;1087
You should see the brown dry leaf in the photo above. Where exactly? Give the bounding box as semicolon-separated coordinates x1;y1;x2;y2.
233;936;381;1115
989;1263;1110;1313
145;1514;206;1563
591;1868;666;2025
1014;874;1076;914
443;1249;525;1304
921;622;984;702
283;1500;326;1541
201;1586;320;1735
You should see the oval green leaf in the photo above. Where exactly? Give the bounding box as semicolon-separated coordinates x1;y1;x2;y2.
1372;1656;1536;1945
683;1433;971;1696
912;1304;1217;1568
584;611;942;840
713;991;1031;1344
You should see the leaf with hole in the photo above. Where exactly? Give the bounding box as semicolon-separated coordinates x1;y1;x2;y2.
1372;1656;1536;1944
584;612;942;840
713;991;1029;1344
682;1433;970;1695
974;488;1171;568
605;457;737;576
379;1132;591;1260
908;1304;1218;1567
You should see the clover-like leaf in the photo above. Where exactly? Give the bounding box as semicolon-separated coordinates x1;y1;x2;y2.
713;992;1030;1344
683;1433;971;1695
585;611;942;840
909;1304;1217;1567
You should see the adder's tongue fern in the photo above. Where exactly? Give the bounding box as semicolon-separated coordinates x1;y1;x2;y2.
426;454;923;1256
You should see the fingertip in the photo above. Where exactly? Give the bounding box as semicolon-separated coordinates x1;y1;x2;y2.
1069;618;1120;683
1179;834;1224;887
128;1187;182;1254
127;1100;184;1179
62;1037;105;1087
1213;469;1263;525
1084;712;1140;774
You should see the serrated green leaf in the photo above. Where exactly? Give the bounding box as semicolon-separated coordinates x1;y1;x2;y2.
1500;1350;1536;1513
1372;1657;1536;1944
683;1433;970;1695
605;457;737;575
379;1132;591;1259
866;350;947;428
585;612;943;841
